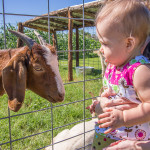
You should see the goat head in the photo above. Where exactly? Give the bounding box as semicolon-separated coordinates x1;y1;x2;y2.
1;30;65;112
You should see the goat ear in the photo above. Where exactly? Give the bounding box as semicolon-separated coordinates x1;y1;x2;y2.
2;54;27;112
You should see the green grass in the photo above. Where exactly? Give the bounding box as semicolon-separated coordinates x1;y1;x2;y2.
0;57;103;150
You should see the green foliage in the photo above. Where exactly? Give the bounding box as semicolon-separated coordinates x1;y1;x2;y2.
0;24;100;59
0;24;53;49
0;23;17;49
57;30;100;59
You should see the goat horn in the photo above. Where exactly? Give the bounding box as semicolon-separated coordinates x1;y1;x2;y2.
8;29;35;50
34;30;46;45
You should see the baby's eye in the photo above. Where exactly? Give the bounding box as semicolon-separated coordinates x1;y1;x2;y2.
102;43;107;46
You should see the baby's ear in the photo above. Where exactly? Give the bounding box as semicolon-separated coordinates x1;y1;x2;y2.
125;37;136;52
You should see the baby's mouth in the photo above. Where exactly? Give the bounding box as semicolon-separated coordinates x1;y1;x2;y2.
100;52;108;63
101;54;106;60
105;59;108;63
103;56;108;63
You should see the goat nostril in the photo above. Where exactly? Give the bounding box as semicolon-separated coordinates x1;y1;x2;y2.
58;93;64;100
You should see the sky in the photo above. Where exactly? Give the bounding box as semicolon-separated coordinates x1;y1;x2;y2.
0;0;96;25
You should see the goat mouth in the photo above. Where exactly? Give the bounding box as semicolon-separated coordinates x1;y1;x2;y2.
48;95;57;103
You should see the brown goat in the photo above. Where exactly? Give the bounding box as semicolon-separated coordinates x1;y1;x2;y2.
0;30;65;112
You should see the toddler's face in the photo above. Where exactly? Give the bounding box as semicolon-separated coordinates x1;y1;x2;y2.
96;20;131;67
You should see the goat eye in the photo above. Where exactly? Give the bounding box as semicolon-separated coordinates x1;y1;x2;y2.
33;65;43;71
34;67;43;71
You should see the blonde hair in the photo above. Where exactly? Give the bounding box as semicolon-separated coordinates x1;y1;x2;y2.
96;0;150;46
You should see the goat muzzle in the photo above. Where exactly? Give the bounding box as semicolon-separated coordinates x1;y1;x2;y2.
47;93;64;103
8;99;23;112
58;93;64;101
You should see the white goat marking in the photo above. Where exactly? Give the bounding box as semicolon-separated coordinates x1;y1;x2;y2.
42;45;65;95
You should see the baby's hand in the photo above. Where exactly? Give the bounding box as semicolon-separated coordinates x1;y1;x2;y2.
98;108;125;134
86;96;110;115
101;88;116;98
101;98;138;112
96;97;110;114
86;100;100;114
87;88;117;115
105;139;139;150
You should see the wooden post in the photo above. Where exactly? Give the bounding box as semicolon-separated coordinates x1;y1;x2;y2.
68;9;73;81
76;27;79;67
17;22;24;48
52;31;58;51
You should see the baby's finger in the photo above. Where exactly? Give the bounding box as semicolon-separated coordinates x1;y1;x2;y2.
104;127;114;134
105;146;117;150
104;100;116;107
105;98;132;107
98;117;111;124
114;98;134;104
99;122;113;129
104;103;138;112
98;112;111;119
105;144;120;150
115;103;138;110
109;140;126;147
105;140;127;150
103;107;114;112
101;91;116;97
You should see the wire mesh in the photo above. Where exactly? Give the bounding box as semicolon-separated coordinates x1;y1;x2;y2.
0;0;103;149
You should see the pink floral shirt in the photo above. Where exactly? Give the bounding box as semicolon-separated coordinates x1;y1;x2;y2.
96;55;150;141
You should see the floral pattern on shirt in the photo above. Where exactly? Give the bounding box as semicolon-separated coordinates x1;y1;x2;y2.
99;55;150;141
